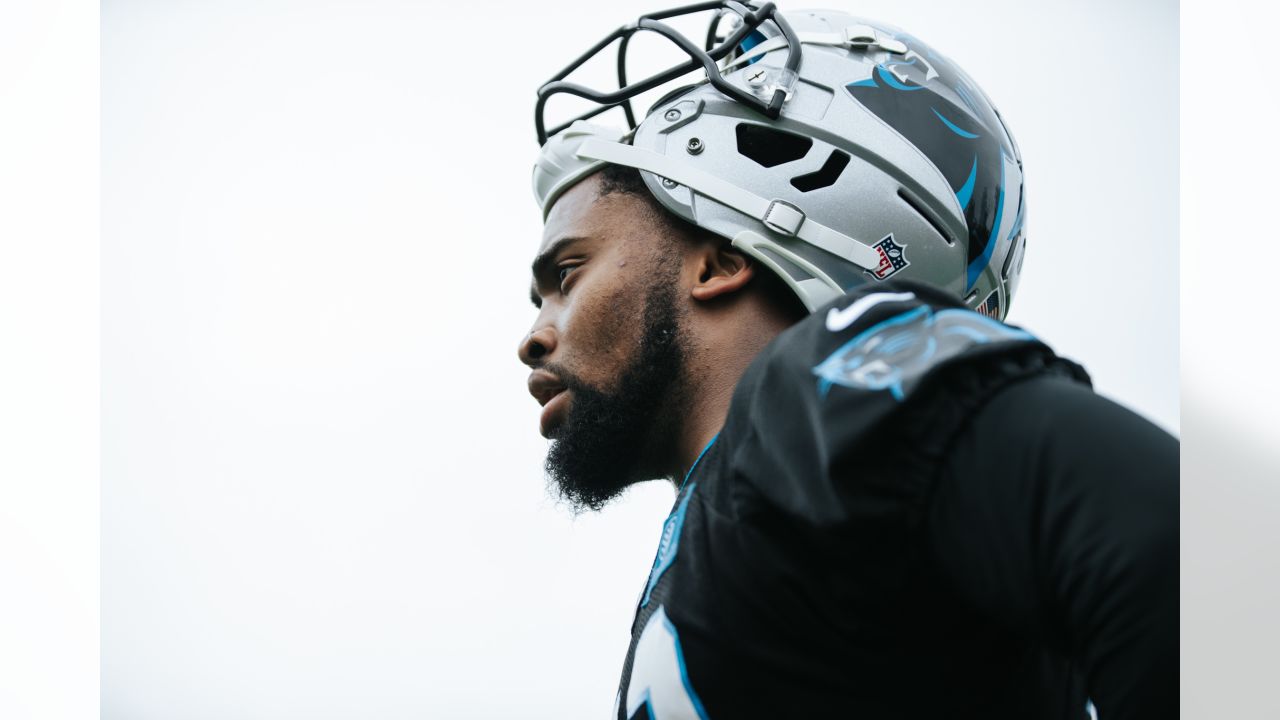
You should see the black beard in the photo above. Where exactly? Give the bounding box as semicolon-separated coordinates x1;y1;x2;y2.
543;281;688;513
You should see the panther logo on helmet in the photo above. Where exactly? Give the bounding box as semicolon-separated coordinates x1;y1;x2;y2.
533;2;1027;321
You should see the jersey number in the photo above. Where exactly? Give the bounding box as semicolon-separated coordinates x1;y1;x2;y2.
622;606;709;720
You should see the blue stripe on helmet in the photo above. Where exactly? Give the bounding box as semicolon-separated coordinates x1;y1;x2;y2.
967;157;1006;290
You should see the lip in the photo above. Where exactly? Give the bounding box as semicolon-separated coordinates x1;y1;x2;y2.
539;388;571;437
528;369;570;437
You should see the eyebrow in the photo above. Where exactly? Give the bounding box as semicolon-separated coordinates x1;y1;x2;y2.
529;236;587;308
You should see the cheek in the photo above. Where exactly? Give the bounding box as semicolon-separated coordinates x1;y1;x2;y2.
560;273;647;379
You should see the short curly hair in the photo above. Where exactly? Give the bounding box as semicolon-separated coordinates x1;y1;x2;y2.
594;162;707;241
596;162;652;199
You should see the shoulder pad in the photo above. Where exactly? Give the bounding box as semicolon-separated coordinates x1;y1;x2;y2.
811;284;1036;402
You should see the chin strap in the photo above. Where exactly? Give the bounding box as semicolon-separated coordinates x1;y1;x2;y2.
576;138;882;273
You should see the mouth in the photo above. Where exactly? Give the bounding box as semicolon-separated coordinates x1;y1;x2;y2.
539;388;570;437
528;369;571;437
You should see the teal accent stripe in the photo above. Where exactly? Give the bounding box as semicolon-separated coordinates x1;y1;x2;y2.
664;612;712;720
931;107;979;138
967;157;1007;290
679;433;720;491
638;433;721;609
956;155;978;210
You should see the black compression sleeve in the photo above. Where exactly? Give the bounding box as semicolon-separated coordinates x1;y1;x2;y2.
928;375;1178;719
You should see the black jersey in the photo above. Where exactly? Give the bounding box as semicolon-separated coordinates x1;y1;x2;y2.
612;281;1177;720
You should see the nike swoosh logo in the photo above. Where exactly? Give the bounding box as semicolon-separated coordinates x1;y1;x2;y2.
825;292;916;332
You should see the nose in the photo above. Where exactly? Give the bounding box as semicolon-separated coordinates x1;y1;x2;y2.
518;325;557;368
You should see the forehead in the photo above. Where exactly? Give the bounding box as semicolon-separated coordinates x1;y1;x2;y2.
538;173;653;256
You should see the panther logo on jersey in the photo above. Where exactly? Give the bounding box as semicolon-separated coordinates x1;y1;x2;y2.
813;305;1034;400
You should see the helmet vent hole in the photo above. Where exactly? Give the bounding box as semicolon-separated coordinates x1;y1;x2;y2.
1003;232;1025;280
735;123;812;168
897;187;958;246
790;150;850;192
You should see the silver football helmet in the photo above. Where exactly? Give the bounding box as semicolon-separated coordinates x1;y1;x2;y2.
532;2;1026;319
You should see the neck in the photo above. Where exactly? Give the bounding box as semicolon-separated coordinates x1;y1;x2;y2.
670;296;794;485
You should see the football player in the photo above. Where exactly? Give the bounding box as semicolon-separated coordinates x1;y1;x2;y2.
521;4;1177;718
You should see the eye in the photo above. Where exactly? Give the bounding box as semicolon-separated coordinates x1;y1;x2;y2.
557;264;580;292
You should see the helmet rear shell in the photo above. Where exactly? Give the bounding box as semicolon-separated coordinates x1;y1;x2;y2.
633;10;1026;318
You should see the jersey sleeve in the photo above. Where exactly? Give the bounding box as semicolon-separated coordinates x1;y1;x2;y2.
928;375;1179;720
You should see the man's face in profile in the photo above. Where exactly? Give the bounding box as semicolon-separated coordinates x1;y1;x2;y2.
519;175;693;512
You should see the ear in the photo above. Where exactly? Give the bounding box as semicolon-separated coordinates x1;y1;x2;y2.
690;245;755;303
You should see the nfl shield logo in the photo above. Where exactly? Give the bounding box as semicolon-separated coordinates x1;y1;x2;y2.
869;234;909;280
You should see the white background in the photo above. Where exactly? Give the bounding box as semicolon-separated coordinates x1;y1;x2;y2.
10;0;1276;718
98;1;1177;718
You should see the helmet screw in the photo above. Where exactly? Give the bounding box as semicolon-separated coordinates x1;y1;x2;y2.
664;108;682;122
686;137;703;155
661;177;678;189
745;68;768;86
